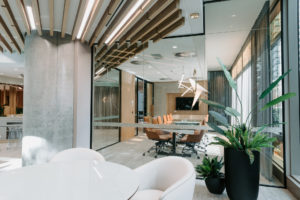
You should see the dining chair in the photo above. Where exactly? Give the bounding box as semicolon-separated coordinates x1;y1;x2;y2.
169;113;174;121
143;128;172;158
157;116;163;124
152;117;158;124
131;156;196;200
144;116;151;123
50;148;105;163
178;121;208;159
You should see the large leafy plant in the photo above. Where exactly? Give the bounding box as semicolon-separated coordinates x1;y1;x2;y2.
201;58;296;164
196;156;224;179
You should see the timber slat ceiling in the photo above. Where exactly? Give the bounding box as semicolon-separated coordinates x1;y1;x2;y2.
0;0;184;70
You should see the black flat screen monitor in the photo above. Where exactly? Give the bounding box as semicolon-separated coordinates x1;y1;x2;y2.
175;97;199;110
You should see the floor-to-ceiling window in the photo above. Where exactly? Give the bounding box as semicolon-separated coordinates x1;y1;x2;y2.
230;0;285;186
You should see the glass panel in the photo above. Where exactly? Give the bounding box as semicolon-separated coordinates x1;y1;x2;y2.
292;0;300;182
92;69;120;150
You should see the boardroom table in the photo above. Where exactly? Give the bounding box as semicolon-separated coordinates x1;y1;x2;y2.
0;160;139;200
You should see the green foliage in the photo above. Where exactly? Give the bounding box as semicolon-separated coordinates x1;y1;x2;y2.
195;156;224;179
201;59;296;164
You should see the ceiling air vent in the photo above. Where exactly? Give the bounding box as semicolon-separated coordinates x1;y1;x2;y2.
151;54;163;60
130;60;148;65
159;78;172;81
174;52;196;58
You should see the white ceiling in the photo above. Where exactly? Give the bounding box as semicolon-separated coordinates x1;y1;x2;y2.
119;0;268;82
118;36;206;82
0;0;268;82
168;0;204;37
0;52;24;78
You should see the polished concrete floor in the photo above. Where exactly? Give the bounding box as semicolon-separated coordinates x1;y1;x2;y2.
99;134;296;200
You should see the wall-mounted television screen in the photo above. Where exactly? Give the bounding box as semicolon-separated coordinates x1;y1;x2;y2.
175;97;199;110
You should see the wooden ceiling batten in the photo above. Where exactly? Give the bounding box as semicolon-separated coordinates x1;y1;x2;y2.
130;2;181;45
95;0;138;48
71;0;87;40
61;0;70;38
89;0;121;46
95;0;181;65
0;33;12;53
48;0;54;36
16;0;30;35
0;16;21;53
118;0;175;46
1;0;25;49
0;45;3;52
80;0;104;42
140;10;183;43
31;0;42;35
151;17;185;43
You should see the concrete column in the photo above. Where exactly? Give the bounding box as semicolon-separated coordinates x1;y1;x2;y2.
23;33;91;166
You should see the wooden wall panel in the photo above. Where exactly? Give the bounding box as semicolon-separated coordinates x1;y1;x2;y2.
121;71;136;141
166;80;208;115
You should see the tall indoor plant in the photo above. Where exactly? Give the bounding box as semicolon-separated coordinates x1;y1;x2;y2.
200;58;295;200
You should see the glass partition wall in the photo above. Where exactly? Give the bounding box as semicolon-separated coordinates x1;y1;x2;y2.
92;68;121;150
91;0;286;188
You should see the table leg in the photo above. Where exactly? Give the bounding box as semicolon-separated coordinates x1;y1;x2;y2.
172;132;176;154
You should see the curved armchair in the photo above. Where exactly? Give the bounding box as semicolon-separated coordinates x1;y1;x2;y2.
131;156;196;200
50;148;105;163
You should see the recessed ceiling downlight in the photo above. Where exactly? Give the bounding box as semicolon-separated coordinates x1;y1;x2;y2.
190;13;200;19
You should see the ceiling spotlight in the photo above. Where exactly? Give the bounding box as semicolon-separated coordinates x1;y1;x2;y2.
172;45;178;49
231;14;236;17
26;6;36;30
77;0;95;39
190;13;200;19
134;56;138;59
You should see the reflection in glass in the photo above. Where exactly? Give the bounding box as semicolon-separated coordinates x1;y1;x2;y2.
92;69;120;150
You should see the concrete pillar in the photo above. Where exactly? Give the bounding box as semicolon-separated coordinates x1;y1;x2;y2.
23;32;91;166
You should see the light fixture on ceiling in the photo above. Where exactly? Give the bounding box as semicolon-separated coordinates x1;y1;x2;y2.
26;6;36;30
231;14;236;17
134;56;138;59
77;0;95;39
105;0;151;45
190;13;200;19
172;45;178;49
95;67;106;75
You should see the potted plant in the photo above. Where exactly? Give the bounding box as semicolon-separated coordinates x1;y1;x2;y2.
196;156;225;194
200;58;295;200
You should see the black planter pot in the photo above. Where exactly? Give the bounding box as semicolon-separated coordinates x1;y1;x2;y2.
225;148;260;200
205;176;226;194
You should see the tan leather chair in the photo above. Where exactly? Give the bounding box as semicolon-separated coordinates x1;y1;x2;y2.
178;121;207;159
157;116;163;124
144;116;151;123
178;130;205;159
152;117;158;124
169;113;174;121
163;115;168;124
143;128;172;158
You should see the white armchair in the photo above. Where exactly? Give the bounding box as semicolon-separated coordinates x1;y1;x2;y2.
50;148;105;163
131;156;196;200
